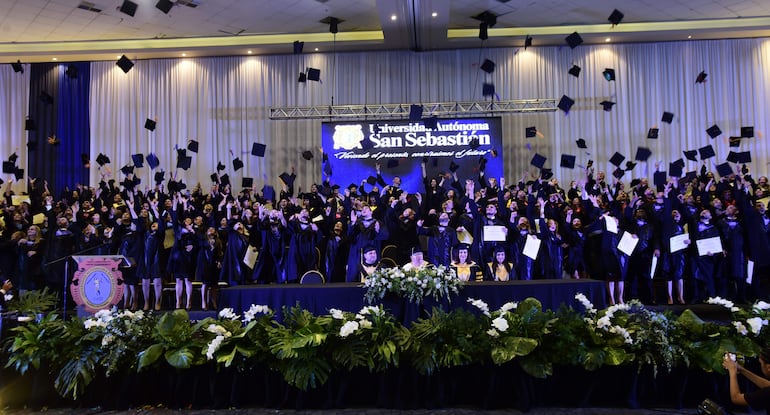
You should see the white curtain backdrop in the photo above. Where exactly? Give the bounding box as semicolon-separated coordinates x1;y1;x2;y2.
4;38;769;193
0;63;30;194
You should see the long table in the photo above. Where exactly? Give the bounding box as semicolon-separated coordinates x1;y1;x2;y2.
219;279;607;322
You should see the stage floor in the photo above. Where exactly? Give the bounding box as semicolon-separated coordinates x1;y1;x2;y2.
219;279;607;322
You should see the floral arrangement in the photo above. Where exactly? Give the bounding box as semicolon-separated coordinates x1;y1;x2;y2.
362;265;463;304
4;293;770;402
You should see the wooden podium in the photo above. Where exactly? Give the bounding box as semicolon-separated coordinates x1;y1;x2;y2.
70;256;126;313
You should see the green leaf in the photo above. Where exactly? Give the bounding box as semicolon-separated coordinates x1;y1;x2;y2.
137;344;164;371
605;347;629;366
165;347;194;369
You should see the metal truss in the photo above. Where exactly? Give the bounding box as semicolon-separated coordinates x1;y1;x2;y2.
269;99;557;120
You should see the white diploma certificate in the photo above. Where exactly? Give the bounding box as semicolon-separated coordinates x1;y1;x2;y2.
650;256;658;279
523;235;541;260
748;260;755;284
243;245;259;269
696;236;723;256
483;225;507;242
604;215;618;234
617;232;639;256
669;233;690;253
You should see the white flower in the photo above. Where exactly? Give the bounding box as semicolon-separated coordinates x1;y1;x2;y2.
358;306;380;316
218;308;239;320
575;293;596;314
500;302;518;313
467;298;491;317
609;325;633;344
339;320;360;337
746;317;768;335
486;328;500;337
243;304;271;323
491;316;509;332
596;316;612;329
733;321;749;336
708;297;737;311
754;301;770;311
102;334;115;347
206;324;232;337
329;308;345;320
206;335;225;360
358;320;373;329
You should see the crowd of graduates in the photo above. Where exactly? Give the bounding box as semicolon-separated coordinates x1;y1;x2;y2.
1;155;770;311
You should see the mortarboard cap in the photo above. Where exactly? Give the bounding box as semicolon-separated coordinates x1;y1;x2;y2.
468;137;480;149
654;171;667;187
737;151;752;164
323;161;332;176
119;0;138;16
576;138;587;149
568;65;581;77
131;154;144;167
146;153;159;169
156;0;173;13
608;9;624;25
727;151;740;164
298;72;307;83
630;179;641;188
116;55;134;73
565;32;583;49
81;153;90;168
423;116;438;130
219;174;230;188
120;164;134;175
386;159;399;169
669;162;683;177
2;161;14;174
634;147;652;162
683;150;698;161
14;168;24;181
530;153;547;169
524;35;533;49
625;161;636;171
525;127;537;138
8;153;18;164
741;126;754;138
672;158;685;169
210;173;219;183
96;153;110;166
662;112;674;124
449;161;460;172
561;154;576;169
307;68;321;82
716;162;733;177
187;140;199;153
232;158;243;171
366;176;377;185
480;59;495;74
599;101;615;112
409;104;423;121
540;168;553;180
279;172;295;187
177;155;192;170
478;157;488;171
482;83;495;97
699;144;716;160
647;128;659;139
609;152;625;167
682;171;698;184
729;136;742;147
11;60;23;73
706;124;722;139
263;185;276;201
695;71;707;84
612;168;625;180
216;161;226;171
131;176;141;188
558;95;575;113
145;118;156;131
602;68;616;81
302;150;314;161
154;171;165;184
242;177;254;188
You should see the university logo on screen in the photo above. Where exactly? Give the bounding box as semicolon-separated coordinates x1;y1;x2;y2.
332;121;493;150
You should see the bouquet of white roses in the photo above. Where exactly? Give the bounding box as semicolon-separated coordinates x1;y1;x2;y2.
363;265;463;304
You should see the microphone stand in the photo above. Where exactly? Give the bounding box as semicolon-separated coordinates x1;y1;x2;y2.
45;240;112;320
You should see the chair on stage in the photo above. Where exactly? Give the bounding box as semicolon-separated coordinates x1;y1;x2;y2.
381;244;397;263
299;270;325;284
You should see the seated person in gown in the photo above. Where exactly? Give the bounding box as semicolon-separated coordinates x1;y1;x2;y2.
402;248;431;272
357;244;382;283
486;245;514;281
451;243;483;282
